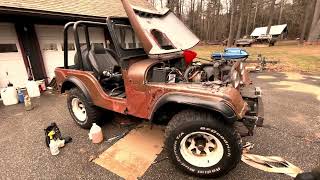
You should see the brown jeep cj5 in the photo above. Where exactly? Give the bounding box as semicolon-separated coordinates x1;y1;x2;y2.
54;0;263;178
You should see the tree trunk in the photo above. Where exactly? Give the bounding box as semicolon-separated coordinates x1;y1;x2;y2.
189;0;195;30
175;0;181;17
300;2;312;44
266;0;276;34
308;0;320;42
278;0;285;24
167;0;174;10
236;0;245;40
213;1;220;41
180;0;184;16
227;0;236;47
199;0;204;40
308;20;320;42
310;0;320;29
206;1;214;41
252;0;259;31
245;0;252;35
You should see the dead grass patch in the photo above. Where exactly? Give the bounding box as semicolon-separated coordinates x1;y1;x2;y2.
193;45;320;74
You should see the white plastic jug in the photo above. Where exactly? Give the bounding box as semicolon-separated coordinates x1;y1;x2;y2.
0;87;19;106
26;80;40;97
88;123;103;144
49;140;60;155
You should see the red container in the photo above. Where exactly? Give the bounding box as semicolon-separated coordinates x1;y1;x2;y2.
183;50;197;65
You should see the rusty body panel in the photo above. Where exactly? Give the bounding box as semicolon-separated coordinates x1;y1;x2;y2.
56;55;247;120
242;67;251;85
55;68;127;113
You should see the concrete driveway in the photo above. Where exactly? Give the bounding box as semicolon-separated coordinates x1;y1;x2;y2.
0;72;319;179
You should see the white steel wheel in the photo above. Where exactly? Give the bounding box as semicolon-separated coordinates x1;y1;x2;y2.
180;131;224;168
71;98;87;122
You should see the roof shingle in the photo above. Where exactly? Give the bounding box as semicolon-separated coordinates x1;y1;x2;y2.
0;0;154;17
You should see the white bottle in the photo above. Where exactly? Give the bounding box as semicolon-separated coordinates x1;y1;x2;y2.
88;123;103;144
56;139;65;148
0;87;19;106
26;80;40;98
49;140;60;155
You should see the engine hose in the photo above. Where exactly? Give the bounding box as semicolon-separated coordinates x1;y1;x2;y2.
188;70;201;80
184;66;200;81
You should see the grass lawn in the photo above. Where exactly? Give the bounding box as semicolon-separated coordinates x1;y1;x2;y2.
192;44;320;74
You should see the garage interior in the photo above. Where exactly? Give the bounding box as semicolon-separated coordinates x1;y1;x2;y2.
0;9;107;88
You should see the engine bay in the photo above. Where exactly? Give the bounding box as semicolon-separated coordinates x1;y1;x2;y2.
146;58;186;83
146;57;246;89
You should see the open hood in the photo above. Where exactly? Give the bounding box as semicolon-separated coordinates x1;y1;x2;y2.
121;0;200;55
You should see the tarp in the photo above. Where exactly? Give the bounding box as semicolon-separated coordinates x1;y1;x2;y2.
250;24;287;37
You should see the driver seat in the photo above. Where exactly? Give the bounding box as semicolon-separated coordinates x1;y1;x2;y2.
87;44;123;95
87;43;120;77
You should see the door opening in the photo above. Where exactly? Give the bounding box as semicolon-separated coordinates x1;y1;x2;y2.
15;24;47;81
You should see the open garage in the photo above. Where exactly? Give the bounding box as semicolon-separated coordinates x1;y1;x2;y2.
35;25;106;82
0;0;152;88
0;23;29;88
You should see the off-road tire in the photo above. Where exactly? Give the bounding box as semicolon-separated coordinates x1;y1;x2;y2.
67;88;101;129
164;110;241;178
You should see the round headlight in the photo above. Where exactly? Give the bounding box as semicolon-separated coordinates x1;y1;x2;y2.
231;70;240;88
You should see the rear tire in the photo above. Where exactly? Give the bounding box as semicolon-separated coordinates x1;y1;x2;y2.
67;88;101;129
165;110;241;178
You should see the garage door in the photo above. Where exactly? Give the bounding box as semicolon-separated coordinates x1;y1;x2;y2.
0;23;29;88
35;25;106;82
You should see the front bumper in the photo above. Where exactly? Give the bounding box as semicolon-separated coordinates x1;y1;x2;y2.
243;87;264;126
235;86;264;137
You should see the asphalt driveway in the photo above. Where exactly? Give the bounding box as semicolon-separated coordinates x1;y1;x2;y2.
0;72;319;180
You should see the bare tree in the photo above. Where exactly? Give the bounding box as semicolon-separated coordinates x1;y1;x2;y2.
245;0;253;35
199;0;204;39
190;0;196;30
266;0;276;34
252;0;259;30
235;0;245;40
149;0;316;41
300;1;313;44
213;0;221;41
308;0;320;42
175;0;181;17
227;0;236;47
167;0;174;10
278;0;285;24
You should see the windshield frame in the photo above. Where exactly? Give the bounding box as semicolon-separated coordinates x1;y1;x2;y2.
107;17;147;62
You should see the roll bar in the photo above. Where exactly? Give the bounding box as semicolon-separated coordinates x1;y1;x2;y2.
63;22;74;69
63;20;109;69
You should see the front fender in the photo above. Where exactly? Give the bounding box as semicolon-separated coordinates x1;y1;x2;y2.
61;76;93;104
150;93;237;124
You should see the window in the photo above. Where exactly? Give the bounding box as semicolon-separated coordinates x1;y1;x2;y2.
0;44;18;53
113;24;142;50
61;43;75;51
150;29;175;50
42;43;58;51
